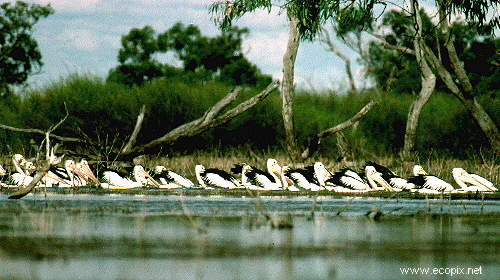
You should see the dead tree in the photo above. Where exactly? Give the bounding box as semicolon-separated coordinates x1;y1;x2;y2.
116;81;280;160
301;100;377;159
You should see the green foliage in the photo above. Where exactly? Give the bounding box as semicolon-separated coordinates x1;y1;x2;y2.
0;1;54;95
365;9;499;96
108;22;271;87
211;0;498;40
1;74;497;157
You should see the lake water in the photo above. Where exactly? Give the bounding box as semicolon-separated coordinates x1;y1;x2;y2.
0;193;498;279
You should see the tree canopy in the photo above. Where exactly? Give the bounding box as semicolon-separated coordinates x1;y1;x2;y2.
365;9;499;96
0;1;54;95
210;0;498;40
108;23;271;87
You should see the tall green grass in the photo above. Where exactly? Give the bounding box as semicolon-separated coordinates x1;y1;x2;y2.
0;73;497;158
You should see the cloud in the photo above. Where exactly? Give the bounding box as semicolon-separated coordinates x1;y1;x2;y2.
243;31;288;74
58;29;100;51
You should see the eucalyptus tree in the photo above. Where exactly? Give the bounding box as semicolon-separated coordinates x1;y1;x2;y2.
210;0;499;157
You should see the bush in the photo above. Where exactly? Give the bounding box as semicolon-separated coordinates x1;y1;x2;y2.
0;73;497;158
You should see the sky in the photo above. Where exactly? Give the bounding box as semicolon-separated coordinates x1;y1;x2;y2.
25;0;367;91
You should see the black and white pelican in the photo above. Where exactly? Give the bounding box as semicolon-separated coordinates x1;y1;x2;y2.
366;161;415;191
153;165;195;189
195;164;242;189
282;162;330;192
407;165;455;193
235;158;283;190
452;168;497;192
99;165;159;189
325;168;371;192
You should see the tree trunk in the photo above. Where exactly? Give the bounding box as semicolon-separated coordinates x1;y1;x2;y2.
435;0;499;153
402;0;437;158
281;12;301;159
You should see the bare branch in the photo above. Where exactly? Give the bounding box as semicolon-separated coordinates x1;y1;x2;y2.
301;100;378;159
0;124;85;143
122;105;147;153
366;31;415;55
320;27;357;94
9;109;68;199
201;87;241;124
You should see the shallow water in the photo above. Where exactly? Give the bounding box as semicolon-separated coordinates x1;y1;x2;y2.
0;194;499;280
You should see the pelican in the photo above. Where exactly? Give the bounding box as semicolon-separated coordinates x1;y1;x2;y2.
366;161;414;191
153;165;195;189
99;165;159;189
452;168;497;192
326;168;371;192
235;158;283;190
10;154;35;187
408;165;454;193
240;164;270;191
282;162;330;191
75;159;99;186
195;164;242;189
0;163;6;177
364;166;395;192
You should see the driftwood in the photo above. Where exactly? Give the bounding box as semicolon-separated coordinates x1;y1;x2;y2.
301;100;378;159
117;81;280;159
0;123;84;143
121;104;146;153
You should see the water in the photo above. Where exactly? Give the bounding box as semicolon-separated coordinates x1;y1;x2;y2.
0;193;498;279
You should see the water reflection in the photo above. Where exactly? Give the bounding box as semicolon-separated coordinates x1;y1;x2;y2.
0;194;498;279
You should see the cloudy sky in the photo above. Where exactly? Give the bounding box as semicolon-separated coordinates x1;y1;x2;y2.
26;0;368;91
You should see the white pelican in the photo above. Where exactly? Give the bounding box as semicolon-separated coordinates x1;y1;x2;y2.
408;165;455;193
236;158;283;190
75;159;99;186
153;165;195;189
195;164;242;189
452;168;497;192
364;166;395;192
325;168;371;192
10;154;35;187
365;161;414;191
282;162;330;191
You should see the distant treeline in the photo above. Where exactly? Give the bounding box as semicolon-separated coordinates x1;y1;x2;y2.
0;74;498;158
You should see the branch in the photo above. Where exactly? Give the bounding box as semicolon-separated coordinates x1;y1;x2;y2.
367;31;415;55
301;100;378;159
320;27;357;94
122;104;147;153
118;81;280;159
0;123;85;143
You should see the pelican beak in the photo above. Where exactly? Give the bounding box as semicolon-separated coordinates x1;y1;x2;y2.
143;171;160;187
79;162;99;183
45;171;69;185
372;172;394;192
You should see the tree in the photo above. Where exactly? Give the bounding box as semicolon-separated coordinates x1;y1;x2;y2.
211;0;499;156
108;23;271;87
211;1;378;159
0;1;53;96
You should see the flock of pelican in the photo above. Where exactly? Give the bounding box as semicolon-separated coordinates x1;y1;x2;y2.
0;154;497;194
